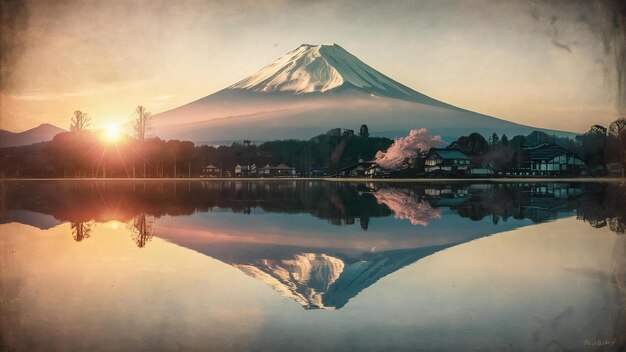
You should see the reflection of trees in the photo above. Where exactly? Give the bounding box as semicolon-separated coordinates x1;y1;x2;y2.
3;180;626;236
359;216;370;231
128;214;154;248
608;218;625;233
0;181;390;230
576;182;626;234
372;188;441;226
71;222;92;242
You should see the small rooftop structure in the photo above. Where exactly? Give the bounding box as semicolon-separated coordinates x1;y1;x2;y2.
525;143;574;161
201;164;221;177
429;149;470;160
336;159;374;177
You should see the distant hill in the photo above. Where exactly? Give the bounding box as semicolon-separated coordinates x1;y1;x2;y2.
0;123;66;147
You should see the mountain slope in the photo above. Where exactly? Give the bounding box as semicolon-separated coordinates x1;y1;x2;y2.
0;123;66;147
152;44;575;142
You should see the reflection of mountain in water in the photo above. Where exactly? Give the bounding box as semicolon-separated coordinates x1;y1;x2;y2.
1;180;625;309
235;253;345;309
0;209;62;230
322;246;451;309
196;244;453;310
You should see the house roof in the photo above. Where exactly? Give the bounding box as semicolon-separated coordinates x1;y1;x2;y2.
337;160;374;173
429;149;469;160
274;164;294;170
524;143;574;161
258;164;294;170
203;164;219;169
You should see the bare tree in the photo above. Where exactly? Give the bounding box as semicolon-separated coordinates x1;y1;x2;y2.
133;105;152;142
69;110;91;131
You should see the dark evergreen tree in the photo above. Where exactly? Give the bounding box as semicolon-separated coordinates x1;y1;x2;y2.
446;132;489;155
359;124;370;138
489;132;500;146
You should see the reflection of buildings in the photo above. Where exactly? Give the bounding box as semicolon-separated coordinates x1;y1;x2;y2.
1;180;625;310
404;182;585;224
424;187;471;207
522;183;585;223
1;180;624;242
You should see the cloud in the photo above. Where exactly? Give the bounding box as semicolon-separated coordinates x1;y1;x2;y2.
9;91;92;101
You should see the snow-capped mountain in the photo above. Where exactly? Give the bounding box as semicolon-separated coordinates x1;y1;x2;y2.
229;44;424;99
152;44;573;142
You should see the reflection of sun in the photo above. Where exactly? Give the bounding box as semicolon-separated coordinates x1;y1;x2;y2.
103;123;122;143
106;220;122;230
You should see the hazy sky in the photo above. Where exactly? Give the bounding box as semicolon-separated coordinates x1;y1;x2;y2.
0;0;624;133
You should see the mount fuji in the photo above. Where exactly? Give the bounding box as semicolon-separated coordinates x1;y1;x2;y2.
152;44;573;142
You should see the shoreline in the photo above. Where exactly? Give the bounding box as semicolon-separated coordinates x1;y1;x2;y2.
1;177;624;183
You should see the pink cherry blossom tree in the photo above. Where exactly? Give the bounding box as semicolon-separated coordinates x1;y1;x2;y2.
374;129;442;170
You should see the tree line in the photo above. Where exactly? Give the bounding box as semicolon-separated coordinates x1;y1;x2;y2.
446;119;626;174
0;104;624;177
0;106;390;177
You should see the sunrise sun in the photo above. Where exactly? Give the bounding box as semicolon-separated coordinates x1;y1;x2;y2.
103;123;122;143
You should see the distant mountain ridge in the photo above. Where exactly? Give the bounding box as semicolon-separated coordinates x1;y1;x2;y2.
0;123;66;147
152;43;576;143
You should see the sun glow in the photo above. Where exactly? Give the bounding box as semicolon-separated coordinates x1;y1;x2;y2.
106;220;123;230
103;123;122;143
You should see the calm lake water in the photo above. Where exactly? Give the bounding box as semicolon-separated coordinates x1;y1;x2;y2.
1;180;625;351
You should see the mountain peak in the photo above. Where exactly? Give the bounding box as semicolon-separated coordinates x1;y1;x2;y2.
298;43;339;48
228;43;415;97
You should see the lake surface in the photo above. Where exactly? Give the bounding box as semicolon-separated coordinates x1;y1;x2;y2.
1;180;625;351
